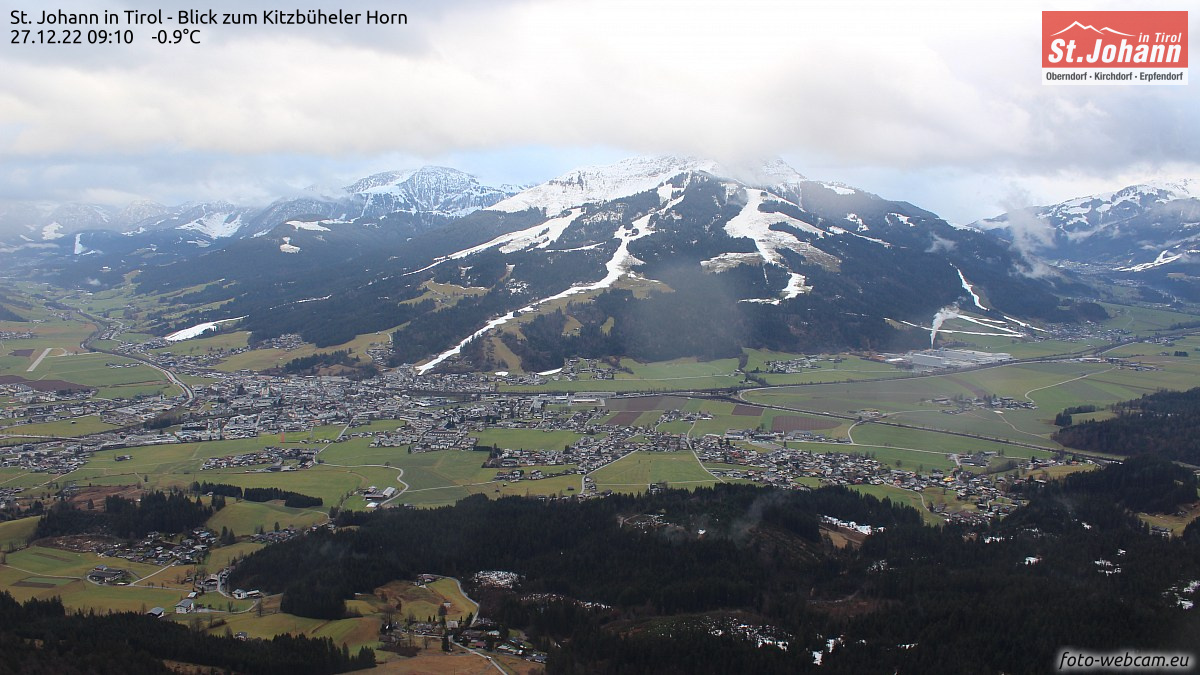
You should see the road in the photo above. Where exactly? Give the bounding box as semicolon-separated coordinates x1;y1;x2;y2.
443;577;505;673
450;636;507;674
74;307;195;403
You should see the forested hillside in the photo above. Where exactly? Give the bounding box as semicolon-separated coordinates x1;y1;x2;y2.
225;468;1200;673
1053;387;1200;465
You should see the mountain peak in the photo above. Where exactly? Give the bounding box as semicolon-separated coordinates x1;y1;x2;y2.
345;165;473;194
345;166;515;218
973;177;1200;271
490;155;806;215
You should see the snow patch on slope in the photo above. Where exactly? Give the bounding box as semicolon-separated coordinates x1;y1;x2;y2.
701;252;765;272
286;220;338;232
405;209;584;277
953;265;987;310
827;225;890;247
164;317;245;342
180;212;244;239
491;156;720;215
820;182;857;196
724;188;835;269
1118;249;1184;272
417;215;655;374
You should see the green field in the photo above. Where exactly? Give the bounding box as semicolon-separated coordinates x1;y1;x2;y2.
182;575;480;652
0;516;38;550
472;428;586;451
152;331;251;356
201;466;368;509
850;484;943;526
202;541;267;570
1099;303;1200;333
501;352;916;393
18;350;177;399
3;415;120;438
0;538;266;615
741;348;1200;451
0;545;190;611
205;500;328;537
315;439;586;508
503;375;746;393
209;327;395;373
589;451;716;493
849;425;1044;462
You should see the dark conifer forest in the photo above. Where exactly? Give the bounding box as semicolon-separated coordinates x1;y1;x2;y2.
0;592;375;674
221;463;1200;674
1053;387;1200;464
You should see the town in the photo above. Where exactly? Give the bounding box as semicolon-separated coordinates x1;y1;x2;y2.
0;316;1115;528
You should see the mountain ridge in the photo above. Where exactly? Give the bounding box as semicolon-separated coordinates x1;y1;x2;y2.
122;156;1082;371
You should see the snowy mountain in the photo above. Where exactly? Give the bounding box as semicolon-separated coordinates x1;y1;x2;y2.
137;156;1076;371
975;180;1200;270
347;166;518;219
0;167;520;275
0;202;118;255
490;156;804;217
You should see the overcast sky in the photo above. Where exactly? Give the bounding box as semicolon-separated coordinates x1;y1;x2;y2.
1;0;1195;223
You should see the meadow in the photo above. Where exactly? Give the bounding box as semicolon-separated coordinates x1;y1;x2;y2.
741;343;1200;452
589;451;717;493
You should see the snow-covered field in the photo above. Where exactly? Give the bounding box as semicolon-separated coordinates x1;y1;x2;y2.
164;317;245;342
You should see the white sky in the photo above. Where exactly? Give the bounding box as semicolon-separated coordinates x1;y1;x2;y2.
0;0;1195;222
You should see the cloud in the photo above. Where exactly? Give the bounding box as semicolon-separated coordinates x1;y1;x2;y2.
926;233;956;254
996;185;1057;277
0;0;1195;219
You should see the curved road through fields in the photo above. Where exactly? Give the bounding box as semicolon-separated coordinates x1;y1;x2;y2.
74;307;195;403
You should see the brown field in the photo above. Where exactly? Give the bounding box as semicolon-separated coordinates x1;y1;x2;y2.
605;411;642;426
66;484;143;509
1139;502;1200;536
37;535;122;553
731;405;763;417
820;523;868;549
606;396;689;412
0;375;88;392
9;349;33;357
771;415;841;432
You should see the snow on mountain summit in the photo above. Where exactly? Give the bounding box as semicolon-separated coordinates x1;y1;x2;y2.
973;178;1200;270
490;156;807;215
346;166;516;218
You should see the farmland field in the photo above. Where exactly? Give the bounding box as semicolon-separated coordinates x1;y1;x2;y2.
2;415;120;438
205;500;328;537
589;451;716;493
472;428;586;451
741;348;1200;450
0;516;38;550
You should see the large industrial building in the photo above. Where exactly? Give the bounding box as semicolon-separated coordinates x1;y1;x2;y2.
908;349;1012;370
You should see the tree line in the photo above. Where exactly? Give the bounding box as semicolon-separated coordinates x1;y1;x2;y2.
191;482;323;509
1053;387;1200;464
0;591;374;674
34;490;215;540
225;462;1200;673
